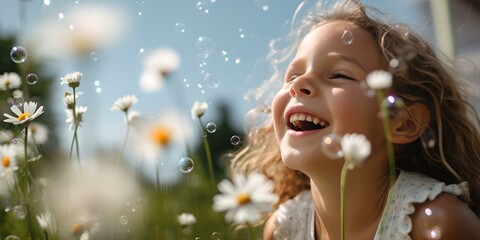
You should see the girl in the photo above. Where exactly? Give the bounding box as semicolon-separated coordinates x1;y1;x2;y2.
231;0;480;239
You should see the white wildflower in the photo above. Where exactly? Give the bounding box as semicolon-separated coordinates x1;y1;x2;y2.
341;133;371;170
139;48;180;92
111;95;138;112
37;211;57;235
65;106;88;130
60;71;82;88
0;72;21;91
12;89;23;98
213;172;278;224
366;70;392;90
63;91;83;109
191;101;208;119
28;122;49;144
0;144;20;177
177;213;196;227
3;101;44;125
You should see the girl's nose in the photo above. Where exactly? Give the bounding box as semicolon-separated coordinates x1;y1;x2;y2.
289;76;314;97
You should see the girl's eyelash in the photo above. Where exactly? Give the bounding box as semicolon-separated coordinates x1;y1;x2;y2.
329;72;355;80
286;75;298;82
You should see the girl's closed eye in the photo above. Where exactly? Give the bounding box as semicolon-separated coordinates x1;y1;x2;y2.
285;74;299;83
329;72;356;81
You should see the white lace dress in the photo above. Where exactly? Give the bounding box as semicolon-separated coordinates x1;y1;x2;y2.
273;170;469;240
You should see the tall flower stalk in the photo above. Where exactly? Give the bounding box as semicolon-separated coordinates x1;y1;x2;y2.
191;101;216;192
366;70;397;187
338;133;371;240
111;95;138;171
3;101;44;240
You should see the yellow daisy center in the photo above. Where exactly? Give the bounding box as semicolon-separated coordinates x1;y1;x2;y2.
236;192;251;205
2;157;10;167
151;126;171;146
71;223;84;235
17;112;31;121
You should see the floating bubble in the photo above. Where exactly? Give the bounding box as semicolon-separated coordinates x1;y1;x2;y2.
254;0;269;11
230;135;240;145
4;205;11;213
4;236;20;240
44;0;51;6
119;215;128;225
196;1;210;14
421;128;436;149
10;46;28;63
178;157;194;173
379;95;405;119
321;133;344;159
234;58;241;64
12;205;26;219
195;36;214;57
58;12;64;20
138;11;143;16
341;30;354;45
10;138;24;145
26;73;38;85
175;22;185;33
89;51;98;61
204;72;220;88
94;80;101;87
138;48;145;54
69;24;74;30
206;122;217;133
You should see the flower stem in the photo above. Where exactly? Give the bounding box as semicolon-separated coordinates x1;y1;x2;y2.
340;160;348;240
24;125;35;240
119;111;130;171
72;87;81;170
376;90;396;188
197;118;216;193
246;222;256;240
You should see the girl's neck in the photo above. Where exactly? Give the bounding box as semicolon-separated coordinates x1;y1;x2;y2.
309;153;392;240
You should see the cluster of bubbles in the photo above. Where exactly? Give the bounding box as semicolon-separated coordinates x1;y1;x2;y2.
194;232;221;240
94;80;102;94
9;46;41;86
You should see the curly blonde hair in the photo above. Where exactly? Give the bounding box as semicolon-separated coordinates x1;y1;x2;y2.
231;0;480;215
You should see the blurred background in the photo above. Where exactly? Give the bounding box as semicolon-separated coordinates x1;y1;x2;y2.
0;0;479;239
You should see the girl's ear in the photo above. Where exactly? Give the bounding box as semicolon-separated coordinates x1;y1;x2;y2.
389;103;430;144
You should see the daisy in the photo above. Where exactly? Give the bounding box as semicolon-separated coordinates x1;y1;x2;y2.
37;211;57;236
110;95;138;112
191;101;208;119
66;209;101;240
213;172;278;224
0;72;21;91
3;101;44;125
65;106;88;130
0;144;20;177
365;70;392;90
60;71;82;88
177;212;196;227
63;91;83;109
139;48;180;92
126;110;143;129
28;122;49;144
340;133;371;170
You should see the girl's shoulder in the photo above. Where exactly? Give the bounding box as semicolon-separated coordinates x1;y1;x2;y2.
375;170;477;239
410;192;480;239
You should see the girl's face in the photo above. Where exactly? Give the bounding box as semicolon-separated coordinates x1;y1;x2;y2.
272;20;387;171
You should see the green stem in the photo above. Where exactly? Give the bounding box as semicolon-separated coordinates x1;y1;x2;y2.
376;90;396;188
340;160;348;240
72;88;81;170
24;125;35;240
119;111;130;171
247;222;256;240
197;118;216;193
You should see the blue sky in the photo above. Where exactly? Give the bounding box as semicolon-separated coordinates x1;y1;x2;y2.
0;0;426;166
